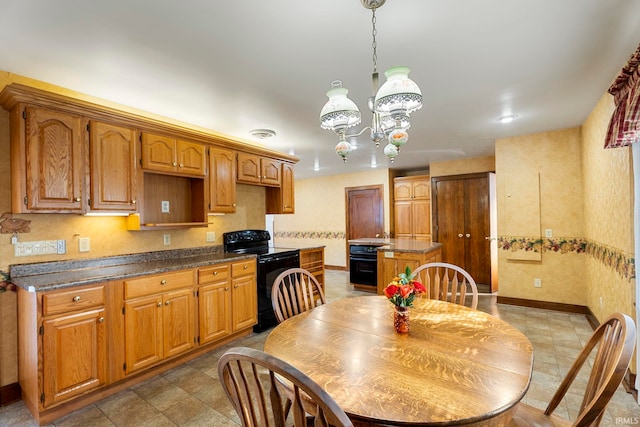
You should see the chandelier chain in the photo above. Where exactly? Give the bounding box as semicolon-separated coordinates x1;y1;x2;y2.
371;8;377;74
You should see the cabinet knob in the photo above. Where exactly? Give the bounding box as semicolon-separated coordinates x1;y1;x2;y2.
72;296;80;302
179;163;184;168
165;300;171;305
466;234;471;238
234;285;238;288
160;280;167;285
458;234;463;238
157;302;162;307
74;197;81;202
213;271;218;276
172;162;177;167
98;317;104;323
232;203;236;207
131;200;137;205
225;287;229;291
243;265;248;269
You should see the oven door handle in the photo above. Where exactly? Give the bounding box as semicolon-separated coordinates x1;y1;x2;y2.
350;256;378;262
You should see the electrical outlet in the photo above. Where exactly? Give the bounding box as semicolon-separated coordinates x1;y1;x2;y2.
545;229;553;238
163;234;171;245
79;237;90;252
534;278;542;288
206;231;216;242
57;239;66;254
161;200;170;213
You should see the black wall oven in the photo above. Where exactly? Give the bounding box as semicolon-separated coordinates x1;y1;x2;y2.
223;230;299;332
349;244;379;290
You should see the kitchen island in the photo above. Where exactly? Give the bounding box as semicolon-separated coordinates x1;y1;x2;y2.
347;238;442;294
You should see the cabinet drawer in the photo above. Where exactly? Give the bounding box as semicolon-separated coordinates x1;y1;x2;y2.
231;260;256;277
198;264;229;284
125;270;194;299
43;285;105;316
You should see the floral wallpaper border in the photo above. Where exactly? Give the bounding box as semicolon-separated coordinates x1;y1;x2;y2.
274;231;346;240
498;236;635;281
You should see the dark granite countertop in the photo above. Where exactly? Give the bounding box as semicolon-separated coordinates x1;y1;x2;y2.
9;246;255;292
348;238;442;254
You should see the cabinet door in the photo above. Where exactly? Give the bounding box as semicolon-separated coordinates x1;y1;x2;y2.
125;294;163;374
209;147;237;213
280;162;295;213
260;158;281;186
90;121;137;211
412;180;431;199
42;308;106;407
394;181;413;201
141;133;176;173
237;152;261;184
199;282;232;344
25;106;85;212
394;201;413;239
231;275;257;331
162;288;195;358
176;140;206;176
412;199;431;241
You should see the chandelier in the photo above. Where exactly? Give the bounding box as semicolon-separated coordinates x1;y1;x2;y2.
320;0;422;163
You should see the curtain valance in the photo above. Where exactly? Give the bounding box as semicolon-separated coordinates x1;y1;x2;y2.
605;43;640;148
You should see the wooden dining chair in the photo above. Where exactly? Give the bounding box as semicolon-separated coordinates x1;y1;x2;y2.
218;347;354;427
509;312;636;427
271;268;326;323
411;262;478;309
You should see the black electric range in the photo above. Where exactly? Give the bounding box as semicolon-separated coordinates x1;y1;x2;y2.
223;230;300;332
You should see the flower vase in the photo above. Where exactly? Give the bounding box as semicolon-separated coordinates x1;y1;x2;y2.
393;306;410;334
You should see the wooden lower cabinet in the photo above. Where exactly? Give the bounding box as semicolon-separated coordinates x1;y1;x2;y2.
123;272;195;375
17;260;257;425
17;283;108;421
230;259;258;331
42;307;107;408
377;248;442;294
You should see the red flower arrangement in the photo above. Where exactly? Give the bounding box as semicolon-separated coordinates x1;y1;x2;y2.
383;266;426;308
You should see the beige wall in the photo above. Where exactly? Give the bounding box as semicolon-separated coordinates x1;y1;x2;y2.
273;168;391;268
581;93;635;322
0;74;268;387
495;128;587;304
430;155;495;177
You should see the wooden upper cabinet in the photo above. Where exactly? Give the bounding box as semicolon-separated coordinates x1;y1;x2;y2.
141;133;206;177
237;152;282;186
89;121;138;211
266;162;295;214
208;147;237;213
394;176;430;200
393;175;431;241
19;106;86;212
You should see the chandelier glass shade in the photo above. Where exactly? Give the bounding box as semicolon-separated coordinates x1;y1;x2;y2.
319;1;421;163
320;83;361;133
374;66;422;119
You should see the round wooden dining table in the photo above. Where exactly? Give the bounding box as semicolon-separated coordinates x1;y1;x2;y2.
264;295;533;426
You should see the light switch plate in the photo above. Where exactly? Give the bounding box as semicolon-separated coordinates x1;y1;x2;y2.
545;229;553;238
161;200;170;213
163;234;171;245
206;232;216;242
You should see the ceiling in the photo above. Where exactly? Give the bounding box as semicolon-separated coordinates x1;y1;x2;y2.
1;1;639;179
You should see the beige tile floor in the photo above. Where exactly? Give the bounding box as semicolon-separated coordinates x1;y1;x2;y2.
1;270;638;426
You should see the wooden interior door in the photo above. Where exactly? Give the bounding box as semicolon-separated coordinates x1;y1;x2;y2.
433;174;492;288
434;179;466;268
464;177;491;286
345;186;384;264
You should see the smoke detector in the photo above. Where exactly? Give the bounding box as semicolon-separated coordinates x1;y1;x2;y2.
249;129;276;139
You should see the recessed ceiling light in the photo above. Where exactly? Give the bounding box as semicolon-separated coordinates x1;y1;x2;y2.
497;114;518;124
249;129;276;139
